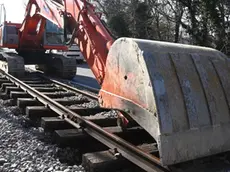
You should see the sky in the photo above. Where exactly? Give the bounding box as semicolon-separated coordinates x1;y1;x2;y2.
0;0;27;23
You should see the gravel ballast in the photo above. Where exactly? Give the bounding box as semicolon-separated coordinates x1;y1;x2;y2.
68;100;99;109
61;95;89;102
0;99;85;172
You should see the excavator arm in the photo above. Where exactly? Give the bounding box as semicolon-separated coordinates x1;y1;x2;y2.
63;0;114;84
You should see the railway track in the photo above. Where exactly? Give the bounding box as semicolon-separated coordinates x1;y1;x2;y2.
1;70;230;172
0;70;168;172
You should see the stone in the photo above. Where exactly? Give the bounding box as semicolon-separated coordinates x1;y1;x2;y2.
0;158;7;165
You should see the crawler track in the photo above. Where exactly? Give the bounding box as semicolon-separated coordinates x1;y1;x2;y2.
0;70;167;172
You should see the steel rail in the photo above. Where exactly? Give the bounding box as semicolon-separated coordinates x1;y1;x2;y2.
26;66;99;94
37;73;98;100
1;70;168;172
32;68;99;93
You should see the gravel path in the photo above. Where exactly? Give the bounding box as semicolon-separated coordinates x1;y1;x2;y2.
68;100;99;109
61;95;89;102
0;99;85;172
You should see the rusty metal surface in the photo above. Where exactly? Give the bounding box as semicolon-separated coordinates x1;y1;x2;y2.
100;37;230;166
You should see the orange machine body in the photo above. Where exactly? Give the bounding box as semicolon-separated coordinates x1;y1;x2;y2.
1;0;114;84
0;0;68;53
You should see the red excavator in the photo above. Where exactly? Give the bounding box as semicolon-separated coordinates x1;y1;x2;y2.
1;0;230;169
0;2;76;79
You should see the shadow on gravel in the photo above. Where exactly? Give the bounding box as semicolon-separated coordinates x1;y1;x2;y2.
55;147;81;165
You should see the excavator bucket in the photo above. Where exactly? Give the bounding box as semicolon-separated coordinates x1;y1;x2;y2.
99;37;230;166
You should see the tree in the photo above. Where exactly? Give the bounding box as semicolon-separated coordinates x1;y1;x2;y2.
133;2;153;38
108;13;131;37
89;0;230;55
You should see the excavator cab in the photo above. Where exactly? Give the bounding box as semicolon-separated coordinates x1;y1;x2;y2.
0;1;67;51
0;19;66;51
0;22;20;49
0;1;66;52
43;19;66;50
0;2;76;80
0;4;19;49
